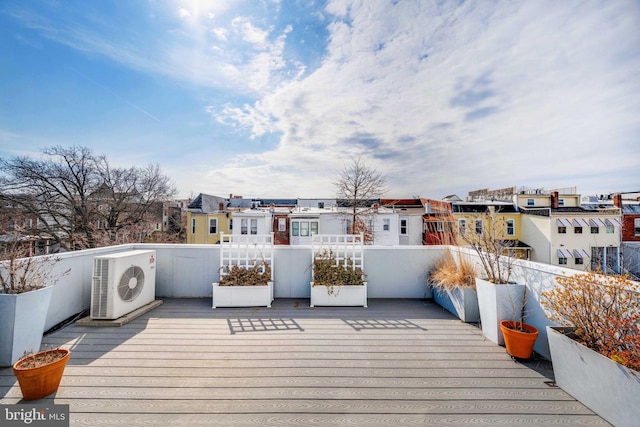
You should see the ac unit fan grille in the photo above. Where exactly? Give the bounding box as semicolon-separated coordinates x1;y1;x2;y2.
118;265;145;302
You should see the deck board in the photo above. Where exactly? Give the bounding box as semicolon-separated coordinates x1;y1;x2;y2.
0;298;611;426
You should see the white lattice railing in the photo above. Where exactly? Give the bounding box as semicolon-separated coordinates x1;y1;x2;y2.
311;233;364;277
219;232;274;281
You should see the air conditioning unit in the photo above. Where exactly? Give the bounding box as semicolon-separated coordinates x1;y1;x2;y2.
91;250;156;320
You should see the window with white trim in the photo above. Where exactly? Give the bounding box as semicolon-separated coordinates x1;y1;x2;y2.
606;224;614;234
191;218;196;234
291;220;318;237
400;218;408;235
383;218;390;231
506;219;515;236
241;218;248;235
475;219;483;235
278;218;286;232
635;218;640;236
527;199;534;206
458;219;466;235
558;257;567;265
250;219;258;235
208;218;217;234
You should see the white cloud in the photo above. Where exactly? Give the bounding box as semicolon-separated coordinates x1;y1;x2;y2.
204;0;640;198
178;8;191;19
231;16;270;49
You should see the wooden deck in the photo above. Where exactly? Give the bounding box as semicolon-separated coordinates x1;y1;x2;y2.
1;298;610;426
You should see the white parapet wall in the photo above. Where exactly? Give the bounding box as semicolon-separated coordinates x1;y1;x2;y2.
5;242;612;360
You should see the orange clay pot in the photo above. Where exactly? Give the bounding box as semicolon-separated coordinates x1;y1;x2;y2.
13;349;70;400
500;320;539;359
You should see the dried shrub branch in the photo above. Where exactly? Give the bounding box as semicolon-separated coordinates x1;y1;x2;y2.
429;249;477;290
542;269;640;371
312;249;365;295
218;260;271;286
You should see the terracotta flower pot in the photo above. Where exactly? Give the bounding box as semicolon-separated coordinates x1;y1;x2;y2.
13;348;70;400
499;320;539;359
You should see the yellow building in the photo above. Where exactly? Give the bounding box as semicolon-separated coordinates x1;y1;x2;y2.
186;211;232;244
452;203;530;259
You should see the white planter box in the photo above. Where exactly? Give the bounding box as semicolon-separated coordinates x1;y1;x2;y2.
475;278;525;345
310;282;367;307
547;326;640;427
0;286;53;367
211;282;273;309
432;287;480;323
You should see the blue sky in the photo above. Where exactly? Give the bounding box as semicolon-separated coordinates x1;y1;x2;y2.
1;0;639;200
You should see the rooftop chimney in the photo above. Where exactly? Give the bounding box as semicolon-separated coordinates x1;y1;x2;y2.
613;194;623;209
551;191;559;209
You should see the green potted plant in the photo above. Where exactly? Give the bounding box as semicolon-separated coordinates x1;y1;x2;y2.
541;269;640;427
310;249;367;307
13;347;71;400
429;249;479;322
212;260;273;308
0;233;70;367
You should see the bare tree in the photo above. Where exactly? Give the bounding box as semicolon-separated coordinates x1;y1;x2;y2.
333;157;389;238
0;145;176;250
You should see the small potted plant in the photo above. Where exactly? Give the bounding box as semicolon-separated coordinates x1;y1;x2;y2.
13;347;71;400
310;249;367;307
498;285;538;359
541;269;640;427
0;232;70;367
429;249;479;322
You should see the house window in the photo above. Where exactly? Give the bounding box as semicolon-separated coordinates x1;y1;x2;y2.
558;226;566;234
250;219;258;235
300;221;309;236
229;219;233;230
191;218;196;234
458;219;466;235
635;218;640;236
606;225;614;234
475;219;483;235
400;219;408;235
506;219;515;236
558;198;565;206
574;227;582;234
575;258;584;265
208;218;217;234
292;221;318;237
558;257;567;265
527;199;534;206
591;226;599;234
318;202;324;209
278;218;286;232
241;219;248;235
383;218;390;231
436;222;444;232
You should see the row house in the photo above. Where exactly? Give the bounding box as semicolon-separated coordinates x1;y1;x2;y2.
380;199;425;245
517;189;622;273
584;193;640;278
187;194;408;246
451;201;532;260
